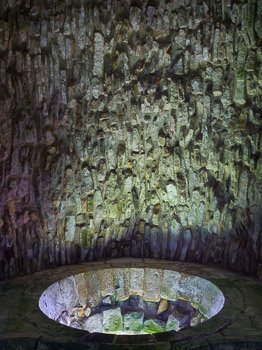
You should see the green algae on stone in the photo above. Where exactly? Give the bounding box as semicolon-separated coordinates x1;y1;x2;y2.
123;311;144;333
102;307;122;333
86;195;94;213
165;314;180;332
80;227;88;247
143;319;165;334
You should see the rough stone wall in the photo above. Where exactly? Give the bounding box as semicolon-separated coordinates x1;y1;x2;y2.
0;0;261;280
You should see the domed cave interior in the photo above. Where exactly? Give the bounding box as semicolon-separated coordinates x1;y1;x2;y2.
0;0;261;349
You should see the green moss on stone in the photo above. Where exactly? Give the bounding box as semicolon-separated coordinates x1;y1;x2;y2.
81;228;88;247
190;301;208;317
123;311;144;333
87;195;94;212
103;308;122;333
143;319;165;334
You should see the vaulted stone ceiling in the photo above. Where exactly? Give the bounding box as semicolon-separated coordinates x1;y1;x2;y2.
0;0;261;280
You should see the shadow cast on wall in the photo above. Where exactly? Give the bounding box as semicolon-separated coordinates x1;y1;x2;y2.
0;218;260;280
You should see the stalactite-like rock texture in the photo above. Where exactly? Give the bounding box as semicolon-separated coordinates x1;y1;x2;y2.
0;0;261;280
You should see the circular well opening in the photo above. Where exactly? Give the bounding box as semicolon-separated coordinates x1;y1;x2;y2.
39;268;225;335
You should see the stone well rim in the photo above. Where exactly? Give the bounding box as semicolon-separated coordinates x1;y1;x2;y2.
38;264;225;337
1;258;261;348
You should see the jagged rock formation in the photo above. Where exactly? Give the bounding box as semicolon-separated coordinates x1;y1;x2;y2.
0;0;261;280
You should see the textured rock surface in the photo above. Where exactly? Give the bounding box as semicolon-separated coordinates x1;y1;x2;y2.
82;313;103;333
143;319;165;334
0;0;261;279
123;310;144;333
102;307;122;333
165;314;180;332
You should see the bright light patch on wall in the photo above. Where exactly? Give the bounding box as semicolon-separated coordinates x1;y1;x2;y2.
39;268;224;335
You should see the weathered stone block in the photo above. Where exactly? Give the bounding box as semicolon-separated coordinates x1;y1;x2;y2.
93;32;104;77
129;268;144;296
123;311;144;333
165;314;180;332
161;270;181;300
59;276;79;309
98;269;114;298
103;307;122;333
113;268;129;301
82;313;103;333
84;271;102;307
143;268;161;302
39;282;66;320
143;319;165;334
65;216;75;242
73;273;88;308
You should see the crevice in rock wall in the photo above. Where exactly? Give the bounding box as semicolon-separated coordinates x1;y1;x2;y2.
0;0;261;280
